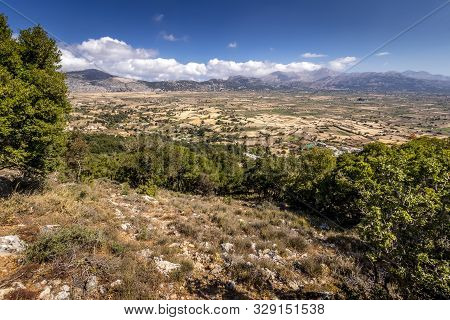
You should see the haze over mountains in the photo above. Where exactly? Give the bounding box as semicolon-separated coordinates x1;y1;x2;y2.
66;68;450;93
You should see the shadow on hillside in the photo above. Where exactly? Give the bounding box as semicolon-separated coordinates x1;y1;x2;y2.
325;234;368;255
0;170;43;198
275;289;335;300
186;279;251;300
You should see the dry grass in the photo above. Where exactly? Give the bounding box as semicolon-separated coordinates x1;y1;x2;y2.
0;177;373;299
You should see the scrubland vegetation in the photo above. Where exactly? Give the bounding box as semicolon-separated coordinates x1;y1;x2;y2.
60;132;449;299
0;14;448;300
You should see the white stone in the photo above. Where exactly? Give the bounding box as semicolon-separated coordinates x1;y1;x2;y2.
120;223;132;231
262;268;277;280
85;276;98;294
0;235;26;256
0;288;14;300
137;249;153;259
54;285;70;300
38;286;52;300
40;225;60;234
50;279;62;287
154;258;180;275
99;285;106;295
288;281;300;290
221;243;234;253
248;253;259;260
110;279;123;288
142;195;157;203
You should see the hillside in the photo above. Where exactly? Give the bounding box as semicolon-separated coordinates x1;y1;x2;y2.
0;176;371;300
1;133;448;300
66;69;153;92
65;69;450;93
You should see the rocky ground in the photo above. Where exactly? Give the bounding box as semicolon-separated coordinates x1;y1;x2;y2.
0;176;373;300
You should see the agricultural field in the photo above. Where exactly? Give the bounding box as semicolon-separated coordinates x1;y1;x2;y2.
69;91;450;154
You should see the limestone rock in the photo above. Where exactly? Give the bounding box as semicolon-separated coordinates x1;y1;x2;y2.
54;285;70;300
0;235;26;256
154;257;180;275
120;222;132;231
38;286;52;300
40;225;60;234
142;195;158;203
137;248;153;259
110;279;123;288
0;288;14;300
85;276;98;294
221;243;234;253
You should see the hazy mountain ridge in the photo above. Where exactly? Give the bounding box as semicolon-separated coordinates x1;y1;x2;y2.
65;69;450;93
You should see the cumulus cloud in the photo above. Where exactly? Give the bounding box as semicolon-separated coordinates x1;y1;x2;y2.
60;48;93;70
153;14;164;22
72;37;157;61
205;59;321;79
328;56;357;71
60;36;328;81
376;51;390;56
228;42;237;48
302;52;327;58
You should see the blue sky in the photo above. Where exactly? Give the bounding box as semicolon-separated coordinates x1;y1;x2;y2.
2;0;449;80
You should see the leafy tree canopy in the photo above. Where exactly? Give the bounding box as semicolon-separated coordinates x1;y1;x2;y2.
0;14;70;175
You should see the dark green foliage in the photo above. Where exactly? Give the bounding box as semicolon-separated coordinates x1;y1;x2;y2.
64;133;335;202
26;226;103;263
0;15;70;175
321;137;449;298
109;241;126;257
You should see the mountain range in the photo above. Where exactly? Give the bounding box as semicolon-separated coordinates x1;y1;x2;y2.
65;68;450;93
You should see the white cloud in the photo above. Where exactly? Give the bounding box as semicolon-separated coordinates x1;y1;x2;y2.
60;48;93;71
376;51;390;56
228;42;237;48
153;14;164;22
328;56;357;71
302;52;327;58
60;36;328;81
160;31;187;42
162;33;177;41
75;37;157;61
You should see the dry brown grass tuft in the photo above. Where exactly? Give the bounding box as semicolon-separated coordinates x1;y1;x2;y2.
4;288;39;300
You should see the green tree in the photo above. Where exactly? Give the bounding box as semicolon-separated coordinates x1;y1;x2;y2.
285;148;336;207
323;138;449;298
0;15;70;176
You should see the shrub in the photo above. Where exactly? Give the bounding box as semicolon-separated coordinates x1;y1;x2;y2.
322;137;450;298
109;241;126;256
169;259;194;281
286;235;309;252
26;226;103;263
137;180;158;197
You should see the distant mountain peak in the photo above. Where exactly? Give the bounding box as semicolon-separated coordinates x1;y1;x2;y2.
261;68;340;83
401;70;450;82
66;69;115;81
65;68;450;93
